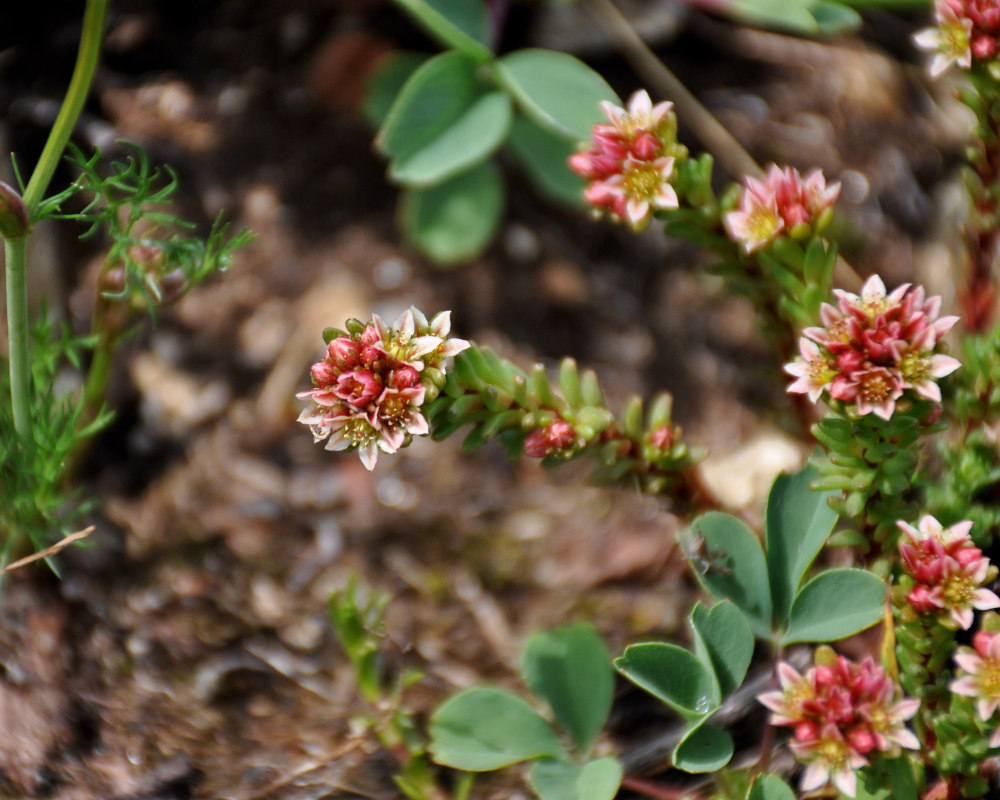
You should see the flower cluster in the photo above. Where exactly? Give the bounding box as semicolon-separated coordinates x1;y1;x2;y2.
785;275;960;419
915;0;1000;77
897;515;1000;629
759;654;919;797
568;90;686;229
951;628;1000;746
298;308;469;470
724;164;840;253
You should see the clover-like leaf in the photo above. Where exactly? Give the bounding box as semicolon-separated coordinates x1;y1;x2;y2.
615;642;718;718
507;115;586;207
685;513;773;638
748;774;796;800
389;91;512;187
377;51;478;160
495;49;619;142
393;0;492;62
672;721;733;773
522;624;613;754
401;160;504;265
781;568;885;645
765;466;838;624
429;687;565;770
530;757;623;800
690;601;754;698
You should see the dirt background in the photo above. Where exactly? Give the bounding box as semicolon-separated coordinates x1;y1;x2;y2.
0;1;970;798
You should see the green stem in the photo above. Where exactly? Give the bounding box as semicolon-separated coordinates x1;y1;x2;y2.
5;236;30;440
22;0;109;213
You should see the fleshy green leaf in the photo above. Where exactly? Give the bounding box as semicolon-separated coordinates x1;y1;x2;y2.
377;51;478;160
765;466;838;625
494;49;619;142
390;91;512;187
401;160;504;265
429;686;565;770
530;757;623;800
781;568;885;645
507;115;585;207
748;774;796;800
362;52;428;128
615;642;718;717
393;0;493;62
672;721;733;773
690;601;754;698
685;513;773;638
811;2;863;34
522;624;614;754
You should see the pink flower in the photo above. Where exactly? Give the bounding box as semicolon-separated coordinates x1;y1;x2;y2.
951;629;1000;746
584;156;679;228
784;339;837;402
524;420;577;458
570;90;686;228
724;164;840;253
298;307;468;470
785;275;960;419
759;655;919;798
897;516;1000;629
915;0;999;76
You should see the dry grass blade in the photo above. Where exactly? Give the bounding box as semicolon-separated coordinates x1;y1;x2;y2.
0;526;96;574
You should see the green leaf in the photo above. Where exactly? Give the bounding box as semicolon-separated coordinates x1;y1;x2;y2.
731;0;819;33
615;642;718;717
362;52;428;128
747;774;796;800
522;625;614;754
765;466;839;625
494;49;619;142
429;687;565;770
781;568;885;645
393;0;493;62
377;51;478;160
690;601;754;698
685;513;773;638
530;757;623;800
507;115;585;207
390;91;512;187
401;160;504;265
672;722;733;773
811;2;863;34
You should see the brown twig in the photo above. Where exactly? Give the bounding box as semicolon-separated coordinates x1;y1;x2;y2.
621;774;707;800
584;0;763;182
0;525;95;574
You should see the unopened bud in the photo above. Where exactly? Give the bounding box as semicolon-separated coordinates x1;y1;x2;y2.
0;182;30;238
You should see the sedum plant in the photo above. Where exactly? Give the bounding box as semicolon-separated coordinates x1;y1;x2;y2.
305;1;1000;798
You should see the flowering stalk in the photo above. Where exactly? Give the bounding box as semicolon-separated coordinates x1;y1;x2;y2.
424;348;711;504
569;91;842;361
915;1;1000;332
784;276;960;551
924;615;1000;794
298;309;713;505
891;515;999;781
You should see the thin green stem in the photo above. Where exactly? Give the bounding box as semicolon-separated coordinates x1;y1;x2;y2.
5;236;30;440
22;0;109;213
